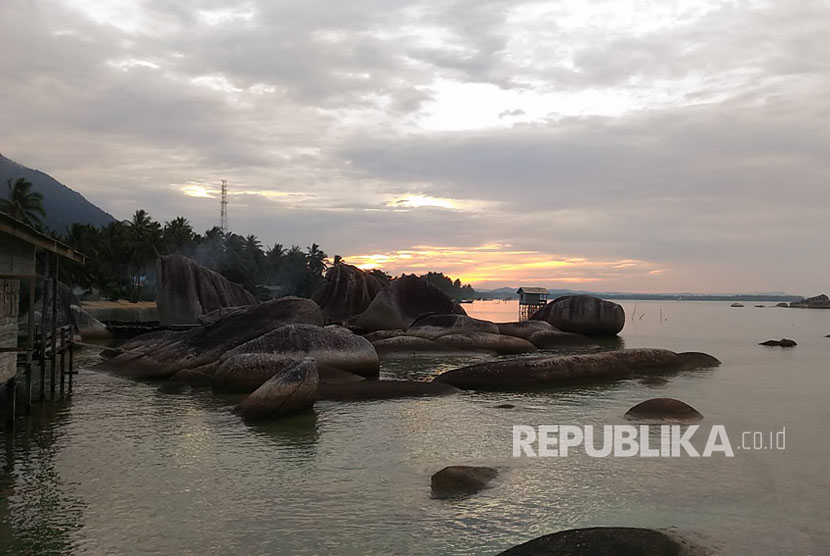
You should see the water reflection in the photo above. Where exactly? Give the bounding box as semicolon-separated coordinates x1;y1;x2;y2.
0;402;85;555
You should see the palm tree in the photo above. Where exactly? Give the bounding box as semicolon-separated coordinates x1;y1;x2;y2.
306;243;328;276
125;209;162;297
162;216;195;253
1;177;46;227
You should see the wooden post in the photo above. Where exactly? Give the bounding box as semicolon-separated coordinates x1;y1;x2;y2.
25;274;35;414
50;255;59;400
68;334;74;393
4;377;14;427
39;254;49;402
59;327;66;396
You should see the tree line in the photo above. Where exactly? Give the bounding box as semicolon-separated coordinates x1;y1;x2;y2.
3;177;476;302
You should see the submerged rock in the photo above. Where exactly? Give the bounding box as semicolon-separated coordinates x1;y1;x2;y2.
98;297;324;380
775;302;790;308
318;379;459;401
407;314;499;340
156;254;257;325
496;527;687;556
221;324;379;377
435;332;537;355
311;264;384;324
434;348;688;390
731;303;744;308
234;359;318;420
759;338;797;347
625;398;703;422
531;295;625;336
431;466;498;499
351;275;466;332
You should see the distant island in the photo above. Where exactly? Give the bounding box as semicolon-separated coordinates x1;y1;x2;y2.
476;286;803;303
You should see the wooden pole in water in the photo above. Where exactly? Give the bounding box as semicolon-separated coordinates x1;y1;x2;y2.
68;334;74;393
39;254;48;402
59;326;66;396
25;273;35;414
50;255;59;400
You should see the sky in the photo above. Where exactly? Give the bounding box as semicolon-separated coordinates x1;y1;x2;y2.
1;0;828;294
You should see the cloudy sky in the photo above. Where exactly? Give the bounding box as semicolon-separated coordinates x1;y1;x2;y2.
1;0;828;293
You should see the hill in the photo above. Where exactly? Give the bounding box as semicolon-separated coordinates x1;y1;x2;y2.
0;153;115;233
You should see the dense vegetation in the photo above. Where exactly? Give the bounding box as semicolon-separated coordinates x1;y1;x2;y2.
2;177;477;302
60;210;329;300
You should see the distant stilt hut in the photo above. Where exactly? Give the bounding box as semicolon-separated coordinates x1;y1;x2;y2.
517;287;549;320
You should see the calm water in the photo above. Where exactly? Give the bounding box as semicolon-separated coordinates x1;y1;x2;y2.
2;300;829;555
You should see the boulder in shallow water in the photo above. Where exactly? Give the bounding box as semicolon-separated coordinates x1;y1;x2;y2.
407;313;499;340
526;329;598;349
531;295;624;336
362;329;406;342
496;320;555;340
222;323;379;377
759;338;797;347
213;353;298;393
350;275;466;332
496;527;687;556
98;297;324;380
156;254;257;325
311;264;384;324
234;358;318;420
676;352;721;368
625;398;703;422
371;335;456;355
169;369;213;387
435;332;537;355
431;466;498;499
70;304;111;339
434;348;686;390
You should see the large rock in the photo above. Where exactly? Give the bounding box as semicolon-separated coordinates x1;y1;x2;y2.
221;323;379;377
350;275;466;332
213;353;298;393
531;295;624;336
407;314;499;340
70;304;111;339
319;379;459;401
435;332;537;355
311;264;384;324
790;294;830;309
759;338;797;347
234;358;318;420
431;466;498;499
496;320;556;340
624;398;704;422
372;335;456;355
434;348;690;390
156;254;258;325
98;297;324;380
526;329;598;349
496;527;687;556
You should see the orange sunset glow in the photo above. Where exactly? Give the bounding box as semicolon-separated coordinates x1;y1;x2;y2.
345;244;668;289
